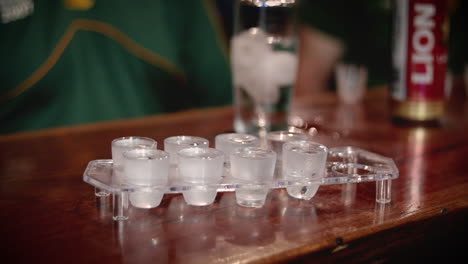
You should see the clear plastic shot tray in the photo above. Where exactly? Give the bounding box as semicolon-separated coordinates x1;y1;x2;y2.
83;146;399;221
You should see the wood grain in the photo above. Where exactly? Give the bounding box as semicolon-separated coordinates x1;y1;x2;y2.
1;88;467;263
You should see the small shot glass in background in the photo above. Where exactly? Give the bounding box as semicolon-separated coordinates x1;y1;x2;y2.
178;147;224;206
164;136;209;166
123;148;169;208
335;63;368;104
282;140;328;200
215;133;260;167
230;147;276;208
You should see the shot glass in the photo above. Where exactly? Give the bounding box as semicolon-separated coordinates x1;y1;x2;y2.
266;131;308;163
230;147;276;207
178;147;224;206
123;148;169;208
108;136;157;197
282;141;328;200
164;136;209;166
335;63;368;104
112;136;157;171
215;133;260;167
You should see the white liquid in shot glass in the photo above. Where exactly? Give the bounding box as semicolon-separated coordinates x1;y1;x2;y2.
282;140;328;200
230;147;276;207
215;133;260;166
123;148;169;208
178;147;224;206
164;136;209;166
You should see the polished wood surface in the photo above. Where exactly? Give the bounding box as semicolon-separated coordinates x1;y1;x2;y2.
1;88;467;263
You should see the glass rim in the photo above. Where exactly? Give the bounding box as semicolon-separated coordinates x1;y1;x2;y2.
283;140;328;152
177;147;224;160
240;0;297;7
231;146;276;159
123;149;169;160
111;136;157;147
215;133;259;144
164;135;209;146
266;130;308;140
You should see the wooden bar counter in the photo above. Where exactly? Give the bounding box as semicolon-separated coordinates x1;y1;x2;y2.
1;88;467;263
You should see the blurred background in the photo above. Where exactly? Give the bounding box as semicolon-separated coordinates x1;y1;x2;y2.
216;0;467;95
0;0;466;134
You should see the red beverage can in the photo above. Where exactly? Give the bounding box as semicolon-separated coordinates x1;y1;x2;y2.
391;0;449;122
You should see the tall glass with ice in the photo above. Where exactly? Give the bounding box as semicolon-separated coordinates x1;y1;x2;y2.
231;0;298;134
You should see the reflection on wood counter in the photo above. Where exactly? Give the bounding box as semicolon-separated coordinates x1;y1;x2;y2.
1;88;467;263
